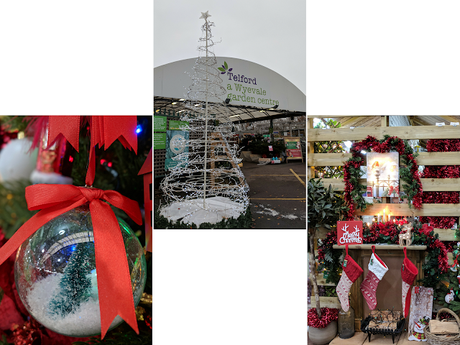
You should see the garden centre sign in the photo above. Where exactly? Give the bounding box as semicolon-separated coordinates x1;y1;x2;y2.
154;57;305;111
218;60;279;107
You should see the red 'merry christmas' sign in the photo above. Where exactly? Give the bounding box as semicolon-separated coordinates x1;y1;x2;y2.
337;221;363;246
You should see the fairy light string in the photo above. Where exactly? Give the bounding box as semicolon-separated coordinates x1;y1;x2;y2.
159;11;250;226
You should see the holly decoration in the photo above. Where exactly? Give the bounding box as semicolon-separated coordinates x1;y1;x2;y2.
343;135;423;220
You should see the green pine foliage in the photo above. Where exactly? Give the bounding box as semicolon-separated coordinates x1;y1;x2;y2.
48;243;94;317
0;180;37;239
72;325;152;345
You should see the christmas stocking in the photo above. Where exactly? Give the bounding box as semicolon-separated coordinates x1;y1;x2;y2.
402;246;418;318
360;245;388;310
336;245;363;312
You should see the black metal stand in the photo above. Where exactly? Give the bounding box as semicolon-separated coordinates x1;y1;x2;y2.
361;316;405;344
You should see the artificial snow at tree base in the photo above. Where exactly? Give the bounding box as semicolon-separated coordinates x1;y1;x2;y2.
160;196;245;226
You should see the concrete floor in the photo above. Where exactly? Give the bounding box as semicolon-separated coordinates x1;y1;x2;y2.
241;160;306;229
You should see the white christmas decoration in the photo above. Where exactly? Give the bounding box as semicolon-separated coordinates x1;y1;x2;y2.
0;138;38;184
160;11;249;226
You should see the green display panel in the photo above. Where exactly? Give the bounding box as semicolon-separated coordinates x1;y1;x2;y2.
154;116;167;132
169;120;189;130
154;132;167;150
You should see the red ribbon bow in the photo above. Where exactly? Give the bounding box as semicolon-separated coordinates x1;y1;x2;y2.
0;184;142;338
48;115;138;187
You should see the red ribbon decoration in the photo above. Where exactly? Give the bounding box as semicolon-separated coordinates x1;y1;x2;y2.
48;116;138;187
48;116;138;154
48;116;81;152
0;184;143;338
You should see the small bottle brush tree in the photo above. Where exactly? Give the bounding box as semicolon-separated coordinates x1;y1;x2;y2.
48;243;94;317
308;178;347;318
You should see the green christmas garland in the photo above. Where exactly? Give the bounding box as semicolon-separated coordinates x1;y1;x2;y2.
317;221;449;302
343;135;423;220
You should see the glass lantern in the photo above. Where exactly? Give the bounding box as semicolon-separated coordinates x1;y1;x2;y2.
338;305;355;339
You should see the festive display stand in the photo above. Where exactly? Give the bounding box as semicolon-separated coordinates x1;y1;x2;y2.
308;116;460;342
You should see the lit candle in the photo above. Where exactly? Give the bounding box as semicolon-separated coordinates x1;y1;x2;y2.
383;209;386;223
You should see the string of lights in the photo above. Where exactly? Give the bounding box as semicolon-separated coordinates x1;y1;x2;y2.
159;11;250;226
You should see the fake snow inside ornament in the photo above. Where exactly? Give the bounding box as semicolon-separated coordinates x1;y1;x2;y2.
14;205;147;337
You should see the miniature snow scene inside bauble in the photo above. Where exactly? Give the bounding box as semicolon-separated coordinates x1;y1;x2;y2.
159;11;249;227
14;205;147;337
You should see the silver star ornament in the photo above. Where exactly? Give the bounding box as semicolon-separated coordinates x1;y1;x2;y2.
200;11;211;20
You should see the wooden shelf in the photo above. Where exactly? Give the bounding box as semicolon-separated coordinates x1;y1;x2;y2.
332;244;427;250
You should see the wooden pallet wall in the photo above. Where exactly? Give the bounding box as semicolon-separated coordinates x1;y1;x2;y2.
308;115;460;308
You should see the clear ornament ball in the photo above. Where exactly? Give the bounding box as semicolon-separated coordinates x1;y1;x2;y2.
14;205;147;337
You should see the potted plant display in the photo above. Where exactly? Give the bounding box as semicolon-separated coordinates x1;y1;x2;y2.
308;178;347;344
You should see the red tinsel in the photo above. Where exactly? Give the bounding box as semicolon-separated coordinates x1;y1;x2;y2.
308;308;339;328
420;139;460;229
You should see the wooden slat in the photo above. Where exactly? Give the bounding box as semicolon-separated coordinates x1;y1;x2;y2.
314;178;346;191
420;178;460;191
435;228;458;241
308;296;340;309
417;152;460;165
333;244;427;250
316;177;460;192
309;152;460;167
308;125;460;141
354;203;460;217
316;273;335;286
308;153;352;166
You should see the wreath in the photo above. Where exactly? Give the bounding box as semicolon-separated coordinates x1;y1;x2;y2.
317;221;449;300
344;135;423;220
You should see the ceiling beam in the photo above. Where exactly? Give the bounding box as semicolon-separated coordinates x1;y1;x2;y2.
438;116;460;124
338;117;360;127
412;117;432;126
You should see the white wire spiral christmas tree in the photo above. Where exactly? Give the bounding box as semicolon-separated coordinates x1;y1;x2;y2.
160;11;250;226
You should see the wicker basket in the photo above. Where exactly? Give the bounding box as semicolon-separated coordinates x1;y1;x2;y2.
426;308;460;345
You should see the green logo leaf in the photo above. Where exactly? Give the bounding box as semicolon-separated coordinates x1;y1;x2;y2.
218;67;225;72
224;61;228;69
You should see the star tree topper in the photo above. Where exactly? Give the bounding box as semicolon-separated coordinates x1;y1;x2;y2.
200;11;211;20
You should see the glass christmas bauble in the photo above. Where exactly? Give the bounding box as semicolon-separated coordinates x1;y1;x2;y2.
14;205;147;337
